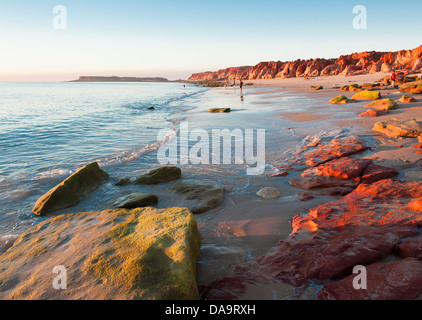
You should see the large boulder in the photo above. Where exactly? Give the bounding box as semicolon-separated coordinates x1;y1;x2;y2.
364;98;398;111
32;162;109;216
373;118;422;138
169;182;224;214
351;91;381;101
0;207;201;300
134;166;182;185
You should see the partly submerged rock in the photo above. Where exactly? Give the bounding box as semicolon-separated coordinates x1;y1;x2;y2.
115;178;132;186
117;193;158;209
209;108;231;113
398;95;418;103
256;187;280;200
169;182;224;214
364;98;398;111
0;207;201;300
317;258;422;300
292;179;422;234
289;175;358;190
32;162;109;216
373;118;422;138
351;90;381;101
134;166;182;185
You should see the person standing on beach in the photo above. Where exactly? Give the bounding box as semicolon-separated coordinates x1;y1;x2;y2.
391;71;396;88
240;80;243;94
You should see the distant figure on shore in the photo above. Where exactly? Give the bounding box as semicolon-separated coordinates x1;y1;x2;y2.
391;71;396;88
240;80;243;94
183;85;186;90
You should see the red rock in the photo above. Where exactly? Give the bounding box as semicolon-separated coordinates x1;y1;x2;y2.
414;144;422;149
272;171;289;177
201;224;418;300
359;109;387;117
297;192;315;202
397;235;422;260
302;157;372;180
360;164;398;184
289;175;358;190
292;179;422;234
293;136;368;167
189;45;422;81
317;258;422;300
317;187;356;196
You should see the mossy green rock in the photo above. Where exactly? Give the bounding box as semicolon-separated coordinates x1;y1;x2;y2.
169;182;224;214
373;118;422;138
310;86;323;90
351;90;381;100
330;95;351;104
364;98;398;111
117;193;158;209
134;166;181;185
410;85;422;95
209;108;231;113
0;207;201;300
399;80;422;93
32;162;109;216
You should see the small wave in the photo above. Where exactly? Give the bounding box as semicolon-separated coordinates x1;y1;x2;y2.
0;235;19;255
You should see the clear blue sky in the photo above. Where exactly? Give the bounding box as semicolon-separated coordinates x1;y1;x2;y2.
0;0;421;81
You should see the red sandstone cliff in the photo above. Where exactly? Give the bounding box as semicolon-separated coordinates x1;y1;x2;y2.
189;45;422;81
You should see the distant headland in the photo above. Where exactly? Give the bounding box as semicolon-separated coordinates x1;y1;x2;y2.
70;76;170;83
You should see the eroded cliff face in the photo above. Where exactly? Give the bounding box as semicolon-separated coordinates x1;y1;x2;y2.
189;45;422;81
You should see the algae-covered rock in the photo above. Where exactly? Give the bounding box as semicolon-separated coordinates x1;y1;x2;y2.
117;193;158;209
134;166;181;185
410;85;422;94
32;162;109;216
330;95;352;104
351;90;381;100
399;80;422;93
373;118;422;138
310;86;323;90
209;108;231;113
0;207;201;300
398;95;418;103
364;98;398;111
169;182;224;214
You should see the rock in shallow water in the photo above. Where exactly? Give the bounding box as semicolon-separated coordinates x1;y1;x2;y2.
134;166;181;185
256;187;280;200
117;193;158;209
0;207;201;300
32;162;109;216
169;182;224;214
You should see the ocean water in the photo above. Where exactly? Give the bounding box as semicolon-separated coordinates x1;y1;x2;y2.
0;82;336;249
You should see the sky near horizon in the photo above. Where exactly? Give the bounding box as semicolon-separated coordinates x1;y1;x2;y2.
0;0;421;81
